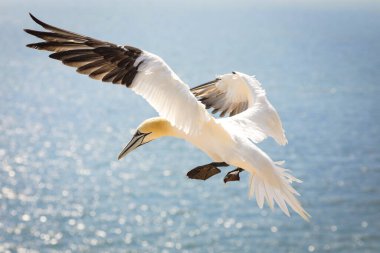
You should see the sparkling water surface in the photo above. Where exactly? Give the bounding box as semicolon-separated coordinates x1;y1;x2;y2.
1;0;380;252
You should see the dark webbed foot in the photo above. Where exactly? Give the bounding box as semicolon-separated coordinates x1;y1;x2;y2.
187;164;221;180
187;162;228;180
224;168;244;183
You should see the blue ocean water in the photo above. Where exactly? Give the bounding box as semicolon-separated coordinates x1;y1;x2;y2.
1;0;380;252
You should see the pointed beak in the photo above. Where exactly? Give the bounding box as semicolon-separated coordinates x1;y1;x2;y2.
118;131;150;160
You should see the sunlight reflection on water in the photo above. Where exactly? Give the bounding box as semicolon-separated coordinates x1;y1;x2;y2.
1;0;380;252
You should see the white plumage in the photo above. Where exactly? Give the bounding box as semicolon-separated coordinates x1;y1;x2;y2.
216;72;288;145
131;51;210;135
25;13;309;220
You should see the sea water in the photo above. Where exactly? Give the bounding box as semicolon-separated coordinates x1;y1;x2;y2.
0;0;379;252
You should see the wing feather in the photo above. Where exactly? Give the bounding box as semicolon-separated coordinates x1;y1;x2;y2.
25;14;209;134
192;72;287;145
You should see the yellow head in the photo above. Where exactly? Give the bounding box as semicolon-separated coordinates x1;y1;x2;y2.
117;117;173;160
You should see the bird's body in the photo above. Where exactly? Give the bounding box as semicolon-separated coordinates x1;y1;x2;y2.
25;14;310;220
137;116;309;220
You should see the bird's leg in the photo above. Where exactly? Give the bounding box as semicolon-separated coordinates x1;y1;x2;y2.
223;168;244;183
187;162;229;181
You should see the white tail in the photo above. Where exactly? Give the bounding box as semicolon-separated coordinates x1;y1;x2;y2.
248;161;310;221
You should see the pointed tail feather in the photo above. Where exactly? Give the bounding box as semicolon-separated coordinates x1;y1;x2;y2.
248;162;310;221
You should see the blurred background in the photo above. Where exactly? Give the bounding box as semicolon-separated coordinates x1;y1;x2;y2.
1;0;379;252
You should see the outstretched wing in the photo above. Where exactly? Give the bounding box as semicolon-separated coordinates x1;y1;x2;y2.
25;14;210;134
191;74;249;117
191;72;287;145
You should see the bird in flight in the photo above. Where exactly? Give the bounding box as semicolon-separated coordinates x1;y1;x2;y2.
25;13;309;220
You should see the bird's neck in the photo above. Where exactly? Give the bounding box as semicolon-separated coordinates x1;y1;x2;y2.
155;119;181;138
140;117;183;141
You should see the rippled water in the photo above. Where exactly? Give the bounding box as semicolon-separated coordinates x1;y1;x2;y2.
1;0;380;252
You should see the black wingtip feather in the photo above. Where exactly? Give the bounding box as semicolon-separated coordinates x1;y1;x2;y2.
24;29;48;40
24;28;37;36
23;28;30;33
27;12;82;38
29;13;56;32
26;43;42;49
25;13;143;88
29;13;45;28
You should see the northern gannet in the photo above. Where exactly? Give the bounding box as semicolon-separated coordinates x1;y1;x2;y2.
24;14;310;220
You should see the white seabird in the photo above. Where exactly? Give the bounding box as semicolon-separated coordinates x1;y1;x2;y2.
25;13;310;220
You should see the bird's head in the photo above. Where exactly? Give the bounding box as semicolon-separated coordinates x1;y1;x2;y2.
117;117;172;160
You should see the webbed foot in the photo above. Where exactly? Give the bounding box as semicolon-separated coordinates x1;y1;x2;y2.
187;162;228;180
223;168;244;183
187;164;221;180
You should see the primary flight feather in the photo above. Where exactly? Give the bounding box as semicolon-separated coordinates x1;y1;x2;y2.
25;13;309;220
